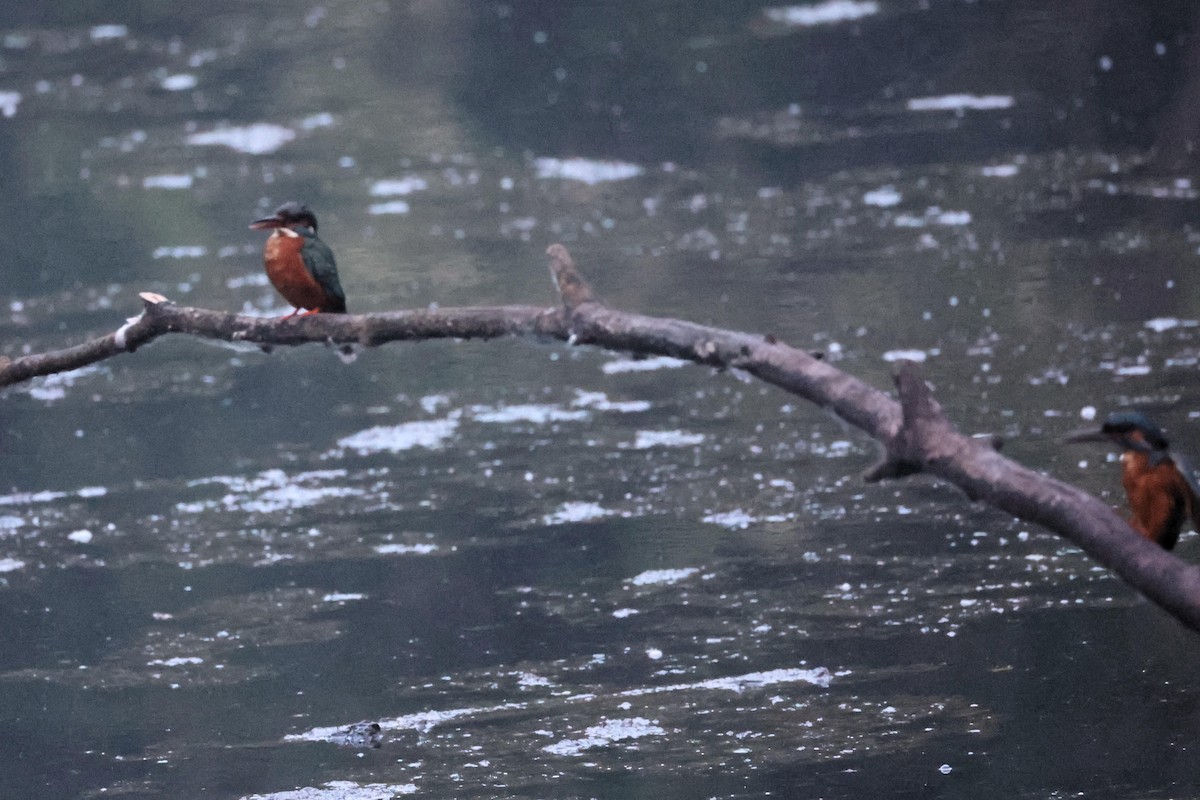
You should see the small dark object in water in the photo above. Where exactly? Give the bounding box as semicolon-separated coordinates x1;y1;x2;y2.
329;721;383;749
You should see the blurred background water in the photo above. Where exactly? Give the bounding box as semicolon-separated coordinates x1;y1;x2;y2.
3;1;1200;798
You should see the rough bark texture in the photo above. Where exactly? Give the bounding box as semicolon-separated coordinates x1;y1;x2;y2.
5;245;1200;630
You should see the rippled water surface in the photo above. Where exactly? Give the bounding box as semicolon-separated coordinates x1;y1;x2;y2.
3;2;1200;798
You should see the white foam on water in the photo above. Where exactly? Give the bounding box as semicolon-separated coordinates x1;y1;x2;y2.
633;430;705;449
146;656;203;667
619;666;834;697
288;703;525;742
143;174;193;189
373;543;438;555
186;123;296;154
882;349;928;363
90;24;129;41
470;403;589;424
534;157;644;185
333;416;460;456
572;390;651;413
629;567;699;586
543;717;666;756
322;593;366;602
152;245;207;259
762;1;880;27
543;501;613;525
702;509;756;529
906;94;1015;111
160;74;197;91
367;201;410;215
0;90;22;118
370;177;428;196
603;356;689;374
863;185;901;207
242;781;418;799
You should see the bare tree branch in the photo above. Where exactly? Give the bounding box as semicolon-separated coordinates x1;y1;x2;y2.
0;291;566;389
5;245;1200;630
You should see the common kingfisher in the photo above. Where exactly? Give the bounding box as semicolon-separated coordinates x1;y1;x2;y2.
1067;411;1200;549
249;201;347;316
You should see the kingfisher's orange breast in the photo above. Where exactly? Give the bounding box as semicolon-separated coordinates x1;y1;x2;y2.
1121;450;1192;548
263;229;329;311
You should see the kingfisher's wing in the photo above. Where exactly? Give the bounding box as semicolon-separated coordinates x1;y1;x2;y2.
1169;450;1200;531
298;229;347;312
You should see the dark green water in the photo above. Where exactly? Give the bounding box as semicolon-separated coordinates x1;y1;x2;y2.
2;2;1200;798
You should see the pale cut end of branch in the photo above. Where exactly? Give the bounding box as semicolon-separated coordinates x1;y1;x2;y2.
546;244;597;311
139;292;172;308
116;293;174;351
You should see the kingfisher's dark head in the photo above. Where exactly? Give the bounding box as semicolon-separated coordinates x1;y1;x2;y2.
1066;411;1169;452
249;201;319;234
1101;411;1169;450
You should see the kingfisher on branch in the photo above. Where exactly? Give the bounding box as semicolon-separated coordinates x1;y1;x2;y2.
1067;411;1200;550
249;201;347;316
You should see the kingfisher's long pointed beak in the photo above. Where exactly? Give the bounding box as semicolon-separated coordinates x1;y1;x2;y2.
1063;426;1110;444
249;214;283;230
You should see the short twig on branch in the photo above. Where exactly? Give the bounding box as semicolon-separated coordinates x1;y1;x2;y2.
5;244;1200;630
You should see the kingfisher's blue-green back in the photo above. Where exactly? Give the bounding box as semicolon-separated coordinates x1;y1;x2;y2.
298;227;346;313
